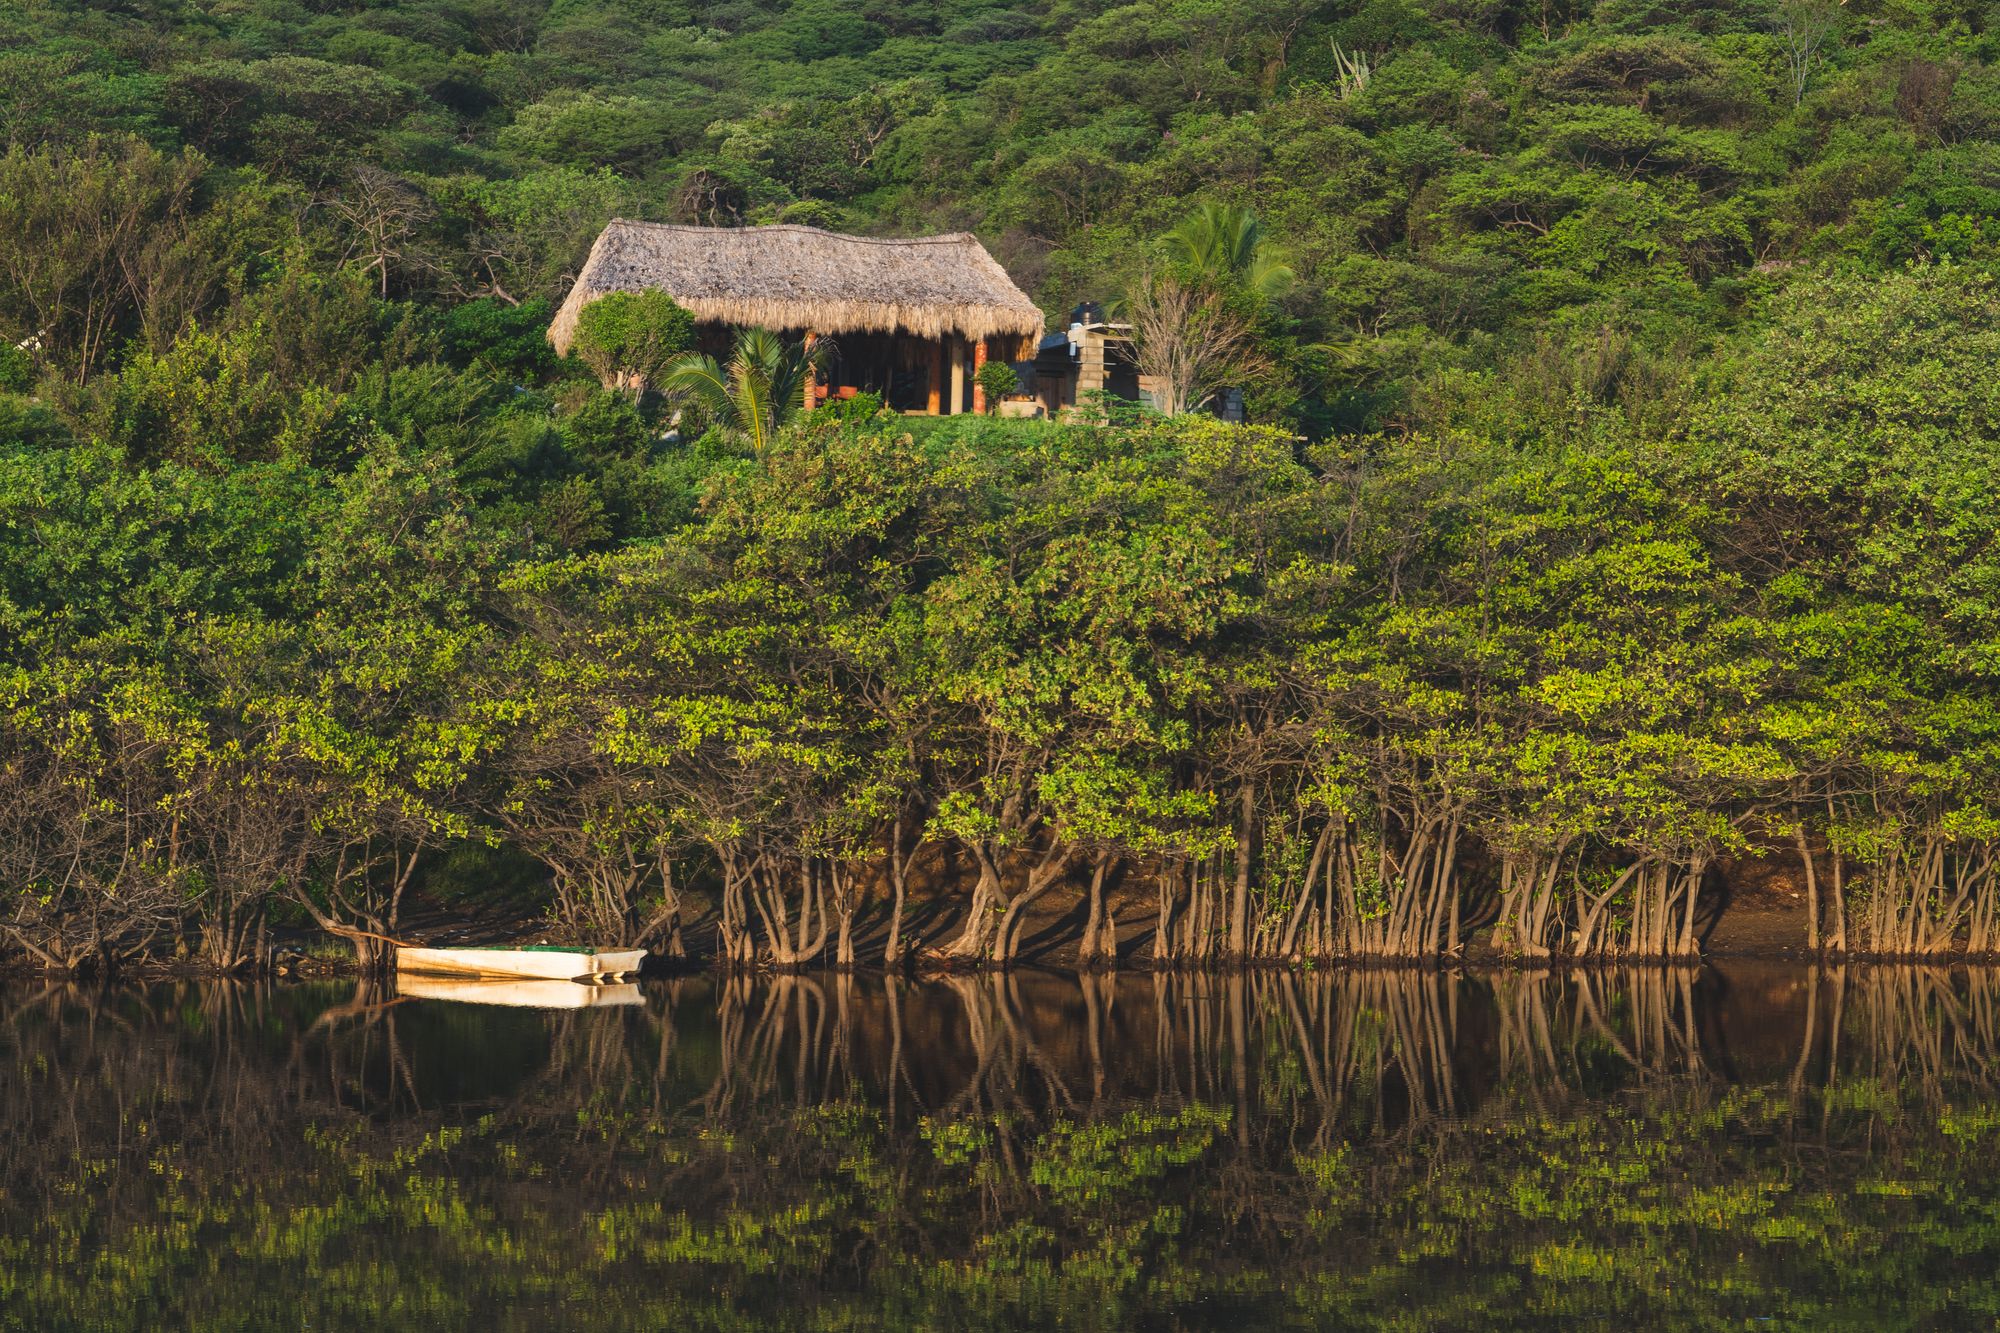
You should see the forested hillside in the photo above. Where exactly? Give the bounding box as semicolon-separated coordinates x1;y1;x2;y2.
6;0;2000;974
2;0;1987;427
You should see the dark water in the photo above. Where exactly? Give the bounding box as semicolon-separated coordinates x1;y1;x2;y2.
5;965;2000;1329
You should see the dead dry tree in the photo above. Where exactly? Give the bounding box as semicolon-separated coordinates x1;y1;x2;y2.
1125;270;1271;417
319;164;440;299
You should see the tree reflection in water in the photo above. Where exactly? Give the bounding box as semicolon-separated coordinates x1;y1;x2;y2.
9;965;2000;1326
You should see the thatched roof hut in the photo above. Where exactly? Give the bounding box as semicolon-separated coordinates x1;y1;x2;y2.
547;220;1045;358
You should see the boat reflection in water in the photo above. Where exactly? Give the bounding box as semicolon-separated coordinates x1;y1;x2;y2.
394;973;645;1008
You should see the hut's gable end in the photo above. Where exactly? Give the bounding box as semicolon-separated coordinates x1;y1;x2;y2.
548;221;1044;356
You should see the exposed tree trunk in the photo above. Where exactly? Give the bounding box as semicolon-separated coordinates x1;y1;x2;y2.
1078;853;1115;968
991;845;1077;966
649;855;687;958
832;862;860;970
1796;823;1821;954
1278;823;1336;960
883;811;914;969
1228;783;1254;961
945;853;1004;959
1153;865;1180;966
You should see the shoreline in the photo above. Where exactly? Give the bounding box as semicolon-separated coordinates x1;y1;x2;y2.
6;942;1998;984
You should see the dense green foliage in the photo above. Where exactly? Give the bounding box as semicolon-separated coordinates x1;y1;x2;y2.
4;0;1998;427
5;0;2000;969
8;263;2000;968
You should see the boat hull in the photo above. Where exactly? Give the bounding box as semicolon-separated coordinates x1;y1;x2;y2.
395;947;647;981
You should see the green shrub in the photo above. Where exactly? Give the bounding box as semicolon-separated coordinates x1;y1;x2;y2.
975;360;1018;409
442;297;557;380
571;290;696;392
809;390;884;425
0;343;31;394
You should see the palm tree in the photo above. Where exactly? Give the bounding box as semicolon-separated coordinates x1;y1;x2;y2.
660;327;819;456
1164;202;1295;301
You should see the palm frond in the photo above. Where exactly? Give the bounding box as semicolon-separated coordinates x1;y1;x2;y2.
661;353;734;422
1164;202;1292;300
659;327;819;455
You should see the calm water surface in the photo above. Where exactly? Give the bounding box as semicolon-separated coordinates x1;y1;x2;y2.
5;964;1999;1329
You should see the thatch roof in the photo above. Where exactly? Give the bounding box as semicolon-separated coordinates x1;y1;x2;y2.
548;220;1046;357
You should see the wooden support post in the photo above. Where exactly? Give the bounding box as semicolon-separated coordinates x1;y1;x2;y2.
972;338;988;414
949;340;966;415
802;331;819;412
926;337;943;415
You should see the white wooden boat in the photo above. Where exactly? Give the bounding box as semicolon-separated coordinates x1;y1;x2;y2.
395;945;646;981
396;975;643;1009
